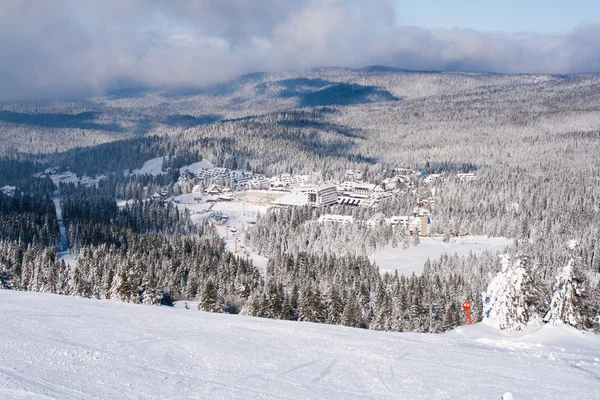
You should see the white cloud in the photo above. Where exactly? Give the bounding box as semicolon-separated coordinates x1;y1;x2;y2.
0;0;598;100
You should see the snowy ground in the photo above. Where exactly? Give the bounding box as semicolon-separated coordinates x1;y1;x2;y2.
179;160;215;175
1;291;599;400
130;156;166;176
371;236;513;276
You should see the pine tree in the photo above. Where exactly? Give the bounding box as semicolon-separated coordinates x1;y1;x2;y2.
199;280;222;313
298;285;325;323
326;286;344;325
544;244;591;328
341;293;362;328
482;254;541;332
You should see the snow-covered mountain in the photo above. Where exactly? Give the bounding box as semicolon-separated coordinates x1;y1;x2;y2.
1;291;598;400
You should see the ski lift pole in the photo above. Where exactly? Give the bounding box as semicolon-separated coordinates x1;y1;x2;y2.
462;301;473;325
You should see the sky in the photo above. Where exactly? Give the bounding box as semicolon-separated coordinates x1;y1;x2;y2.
0;0;599;101
395;0;599;33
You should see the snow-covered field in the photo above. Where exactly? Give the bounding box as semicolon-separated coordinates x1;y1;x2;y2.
130;156;166;176
371;236;513;275
179;160;215;175
0;291;598;400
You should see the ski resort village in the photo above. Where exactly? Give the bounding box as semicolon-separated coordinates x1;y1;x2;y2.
113;157;480;271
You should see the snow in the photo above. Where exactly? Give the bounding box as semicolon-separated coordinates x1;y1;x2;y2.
179;160;215;175
1;185;16;196
371;236;513;276
57;251;77;268
130;157;165;176
1;291;599;400
270;191;308;207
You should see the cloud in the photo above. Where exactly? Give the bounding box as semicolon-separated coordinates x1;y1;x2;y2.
0;0;599;100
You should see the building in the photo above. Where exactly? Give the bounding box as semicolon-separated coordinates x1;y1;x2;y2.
369;215;432;236
338;181;376;198
318;214;354;225
205;184;224;195
366;212;386;227
457;173;478;181
394;167;411;176
345;169;364;182
271;184;338;208
307;184;338;207
423;174;443;185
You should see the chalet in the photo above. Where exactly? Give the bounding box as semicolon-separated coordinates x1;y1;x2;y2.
205;184;225;195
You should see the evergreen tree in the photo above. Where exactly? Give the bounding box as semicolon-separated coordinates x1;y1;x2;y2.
199;281;222;313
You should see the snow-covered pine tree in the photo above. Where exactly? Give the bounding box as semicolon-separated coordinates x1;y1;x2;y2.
199;280;222;313
544;241;591;328
326;286;344;325
481;254;541;332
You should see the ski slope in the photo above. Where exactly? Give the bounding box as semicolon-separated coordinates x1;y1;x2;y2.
1;291;599;400
130;156;166;176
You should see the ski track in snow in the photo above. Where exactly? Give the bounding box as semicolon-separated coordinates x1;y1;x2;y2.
1;291;599;400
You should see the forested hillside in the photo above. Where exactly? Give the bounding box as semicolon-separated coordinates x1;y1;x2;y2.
0;68;599;334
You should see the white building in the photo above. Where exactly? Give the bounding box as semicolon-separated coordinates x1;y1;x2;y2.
307;184;338;207
457;173;478;181
423;174;443;185
368;214;432;236
318;214;354;225
345;169;364;182
338;181;376;198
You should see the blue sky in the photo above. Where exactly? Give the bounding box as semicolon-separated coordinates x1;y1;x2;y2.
395;0;597;33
